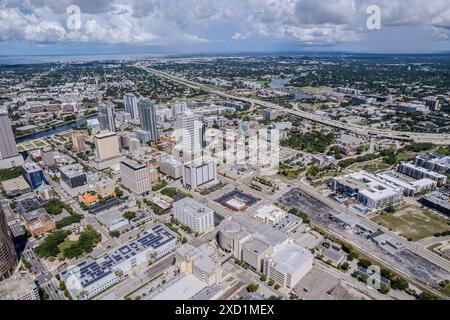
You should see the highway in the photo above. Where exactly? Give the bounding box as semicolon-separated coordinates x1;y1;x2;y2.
139;65;450;145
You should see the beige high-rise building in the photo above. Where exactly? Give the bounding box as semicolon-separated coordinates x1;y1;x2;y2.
72;132;86;152
94;132;120;160
92;132;125;170
120;160;159;195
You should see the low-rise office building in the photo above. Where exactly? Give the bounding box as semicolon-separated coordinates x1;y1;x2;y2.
23;163;45;190
159;158;183;180
255;205;288;226
59;164;88;198
175;243;221;286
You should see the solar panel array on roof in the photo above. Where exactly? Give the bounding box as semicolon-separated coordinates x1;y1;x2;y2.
63;224;177;289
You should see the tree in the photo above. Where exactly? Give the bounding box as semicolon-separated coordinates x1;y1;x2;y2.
340;262;350;271
268;279;275;287
109;230;120;238
35;230;68;258
114;187;124;198
274;284;281;290
384;206;395;214
123;211;136;221
246;283;259;293
419;292;437;300
260;275;267;282
357;259;372;269
392;277;409;291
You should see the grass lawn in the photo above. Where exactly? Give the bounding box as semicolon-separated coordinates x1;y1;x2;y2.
58;239;76;252
396;152;414;162
348;159;390;173
372;205;450;241
34;140;47;147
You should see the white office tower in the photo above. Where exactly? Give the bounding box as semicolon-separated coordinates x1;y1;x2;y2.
171;102;187;121
173;198;214;234
98;103;116;132
124;93;139;120
0;110;24;169
175;111;202;161
182;160;217;189
138;100;159;142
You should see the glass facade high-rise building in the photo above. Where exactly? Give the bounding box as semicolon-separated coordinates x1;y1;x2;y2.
0;207;18;281
137;100;159;142
124;93;139;120
98;103;116;132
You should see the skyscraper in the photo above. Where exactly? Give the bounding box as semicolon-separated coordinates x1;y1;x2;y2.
0;110;24;169
0;206;18;281
124;93;139;120
171;102;187;121
138;100;159;142
98;103;116;132
175;111;202;161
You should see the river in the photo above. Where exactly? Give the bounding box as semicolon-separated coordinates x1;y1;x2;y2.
16;114;97;144
268;77;314;101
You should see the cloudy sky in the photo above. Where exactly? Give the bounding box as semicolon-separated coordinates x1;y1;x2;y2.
0;0;449;55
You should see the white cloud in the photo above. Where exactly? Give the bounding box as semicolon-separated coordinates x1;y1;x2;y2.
0;0;448;48
232;32;247;40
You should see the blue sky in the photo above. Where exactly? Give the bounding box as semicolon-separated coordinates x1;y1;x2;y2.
0;0;449;55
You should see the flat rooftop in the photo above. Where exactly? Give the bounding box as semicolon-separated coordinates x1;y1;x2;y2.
60;224;177;290
59;164;85;178
120;159;145;171
1;176;30;193
215;189;260;208
150;274;207;300
220;213;288;248
174;197;214;218
270;240;313;274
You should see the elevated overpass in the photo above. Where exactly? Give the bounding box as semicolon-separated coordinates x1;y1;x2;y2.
140;66;450;145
